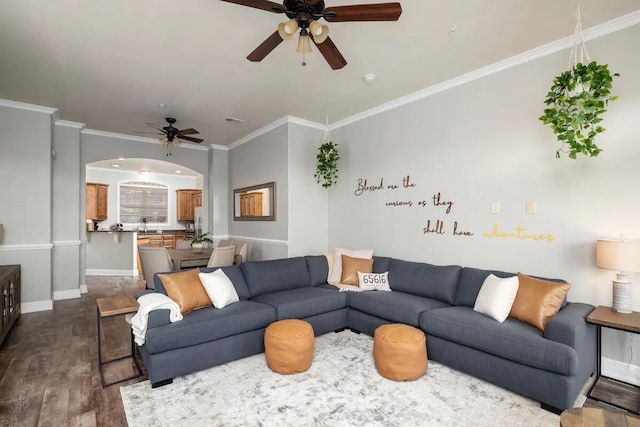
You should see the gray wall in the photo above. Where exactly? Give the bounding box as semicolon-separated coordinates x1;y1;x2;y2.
210;148;229;237
85;232;135;273
328;24;640;367
0;102;54;309
288;123;328;257
229;124;289;260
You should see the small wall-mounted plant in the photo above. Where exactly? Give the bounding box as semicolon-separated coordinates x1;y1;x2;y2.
314;141;340;189
539;61;619;159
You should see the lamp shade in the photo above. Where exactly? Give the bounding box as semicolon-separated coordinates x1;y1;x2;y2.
277;19;298;41
296;34;312;54
596;239;640;272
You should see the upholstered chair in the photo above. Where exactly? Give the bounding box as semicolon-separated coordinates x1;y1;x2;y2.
207;245;236;268
217;239;234;247
138;244;174;289
234;242;249;264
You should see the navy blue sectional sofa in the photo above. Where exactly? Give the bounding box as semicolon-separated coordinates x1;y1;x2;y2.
139;255;595;412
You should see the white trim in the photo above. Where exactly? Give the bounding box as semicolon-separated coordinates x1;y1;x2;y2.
228;116;325;150
210;144;229;151
86;269;136;276
211;234;229;241
602;357;640;387
329;9;640;130
0;98;58;114
81;128;209;151
22;300;53;313
80;284;88;294
53;289;81;300
53;240;82;246
287;116;325;130
0;243;53;251
227;235;288;246
55;120;85;129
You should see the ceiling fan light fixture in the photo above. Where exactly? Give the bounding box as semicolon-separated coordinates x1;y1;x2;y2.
278;19;298;41
309;20;329;44
296;33;312;54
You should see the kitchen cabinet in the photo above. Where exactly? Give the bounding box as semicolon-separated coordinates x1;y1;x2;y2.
240;192;263;217
87;182;109;220
0;265;20;347
176;189;202;221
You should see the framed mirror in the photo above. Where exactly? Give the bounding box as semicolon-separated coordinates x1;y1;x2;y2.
233;182;276;221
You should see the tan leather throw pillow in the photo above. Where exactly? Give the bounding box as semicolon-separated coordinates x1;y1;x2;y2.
158;268;212;315
509;273;571;331
340;255;374;286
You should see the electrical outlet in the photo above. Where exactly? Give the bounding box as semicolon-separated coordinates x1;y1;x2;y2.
491;202;500;214
526;201;537;215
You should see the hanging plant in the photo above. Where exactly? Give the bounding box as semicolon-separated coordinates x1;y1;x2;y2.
539;61;619;159
538;6;619;159
315;141;340;189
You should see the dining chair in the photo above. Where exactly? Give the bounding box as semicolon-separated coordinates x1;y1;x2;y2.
234;242;249;265
207;245;236;268
138;244;174;289
217;239;234;247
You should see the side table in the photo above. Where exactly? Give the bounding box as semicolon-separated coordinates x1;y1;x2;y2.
587;305;640;414
96;294;143;387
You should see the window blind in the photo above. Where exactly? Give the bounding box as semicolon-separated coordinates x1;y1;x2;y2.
119;182;168;224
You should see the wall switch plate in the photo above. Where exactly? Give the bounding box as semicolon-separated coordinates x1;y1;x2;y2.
526;201;537;214
491;202;500;214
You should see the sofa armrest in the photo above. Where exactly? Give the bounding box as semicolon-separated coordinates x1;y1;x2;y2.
545;302;595;349
134;291;172;329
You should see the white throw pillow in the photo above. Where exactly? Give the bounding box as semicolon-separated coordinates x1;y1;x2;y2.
473;274;519;322
358;271;391;292
199;269;239;309
329;247;374;285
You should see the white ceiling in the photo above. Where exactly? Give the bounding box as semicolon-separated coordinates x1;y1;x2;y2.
1;1;639;148
88;158;202;177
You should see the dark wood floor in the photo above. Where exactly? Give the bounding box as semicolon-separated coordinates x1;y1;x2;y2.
1;276;639;426
0;276;147;427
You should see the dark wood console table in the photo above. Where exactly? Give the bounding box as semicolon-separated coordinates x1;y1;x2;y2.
0;265;21;347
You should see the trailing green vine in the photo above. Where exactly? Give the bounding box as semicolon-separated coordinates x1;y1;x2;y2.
314;141;340;189
539;61;619;159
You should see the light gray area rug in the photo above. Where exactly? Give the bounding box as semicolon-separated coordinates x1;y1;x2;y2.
121;332;561;427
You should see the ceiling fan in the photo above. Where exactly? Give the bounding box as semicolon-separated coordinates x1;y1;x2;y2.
135;117;204;156
220;0;402;70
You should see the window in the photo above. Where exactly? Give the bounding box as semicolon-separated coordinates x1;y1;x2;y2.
119;181;168;224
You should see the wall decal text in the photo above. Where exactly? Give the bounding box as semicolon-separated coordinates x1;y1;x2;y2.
483;223;555;243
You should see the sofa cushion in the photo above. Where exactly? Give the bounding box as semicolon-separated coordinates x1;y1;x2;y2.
158;268;211;315
144;300;276;354
420;306;578;376
348;291;450;327
305;255;330;286
241;257;311;298
387;259;462;305
373;256;392;274
251;287;347;320
200;265;251;300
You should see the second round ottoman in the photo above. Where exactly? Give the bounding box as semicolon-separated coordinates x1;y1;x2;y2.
373;323;427;381
264;319;315;374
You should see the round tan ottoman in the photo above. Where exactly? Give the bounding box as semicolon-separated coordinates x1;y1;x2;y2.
264;319;315;374
373;324;428;381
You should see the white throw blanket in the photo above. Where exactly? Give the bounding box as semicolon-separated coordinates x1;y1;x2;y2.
126;293;183;346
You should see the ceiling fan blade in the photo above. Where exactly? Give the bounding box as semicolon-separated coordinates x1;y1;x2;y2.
219;0;286;13
178;135;204;143
324;3;402;22
313;36;347;70
145;122;165;132
247;31;283;62
177;128;199;135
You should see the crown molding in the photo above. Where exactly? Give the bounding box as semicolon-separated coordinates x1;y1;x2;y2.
81;128;209;151
210;144;229;151
228;115;325;150
287;116;326;130
0;98;58;115
330;9;640;130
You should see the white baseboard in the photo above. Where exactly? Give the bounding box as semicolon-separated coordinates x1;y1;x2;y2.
602;357;640;387
86;269;136;276
53;289;81;301
22;300;53;313
80;284;88;294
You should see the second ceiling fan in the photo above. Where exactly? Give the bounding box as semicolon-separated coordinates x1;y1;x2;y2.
221;0;402;70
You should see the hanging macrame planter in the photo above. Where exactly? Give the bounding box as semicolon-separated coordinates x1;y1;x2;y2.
539;7;619;159
314;118;340;189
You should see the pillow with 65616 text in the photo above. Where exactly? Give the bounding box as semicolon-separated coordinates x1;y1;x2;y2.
357;271;391;291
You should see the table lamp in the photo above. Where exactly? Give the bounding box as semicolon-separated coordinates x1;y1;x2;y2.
596;237;640;313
